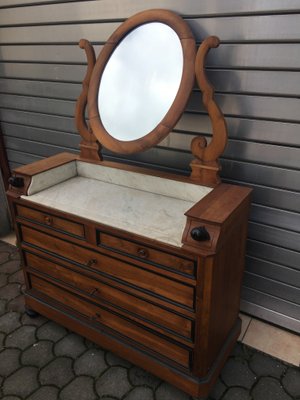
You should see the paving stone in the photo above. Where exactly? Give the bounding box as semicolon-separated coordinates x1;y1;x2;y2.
0;349;21;376
27;386;59;400
210;378;227;400
0;332;5;350
252;377;292;400
0;273;8;287
155;382;190;400
0;299;7;316
8;270;24;284
0;252;10;264
0;261;21;275
105;351;132;367
2;366;39;398
124;386;154;400
74;348;107;377
223;387;252;400
0;283;21;301
37;320;67;342
0;312;21;334
221;358;256;389
5;325;36;350
22;340;54;368
7;295;25;313
21;312;47;327
249;352;286;378
282;367;300;397
96;366;132;398
231;342;255;359
39;356;74;387
1;397;22;400
54;332;86;358
10;251;20;260
128;366;161;389
60;376;96;400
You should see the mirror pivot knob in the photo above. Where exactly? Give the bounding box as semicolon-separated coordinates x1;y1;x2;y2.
8;176;24;188
190;226;210;241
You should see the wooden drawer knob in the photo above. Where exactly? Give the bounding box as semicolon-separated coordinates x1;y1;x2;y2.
137;248;148;259
90;288;100;296
44;215;52;226
86;259;97;268
190;226;210;241
91;312;101;321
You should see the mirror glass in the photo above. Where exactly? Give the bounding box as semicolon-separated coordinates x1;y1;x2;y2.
98;22;183;141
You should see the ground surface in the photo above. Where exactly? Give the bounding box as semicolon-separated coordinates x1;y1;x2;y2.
0;240;299;400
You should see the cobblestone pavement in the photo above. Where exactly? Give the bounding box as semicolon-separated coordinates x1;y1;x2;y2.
0;240;299;400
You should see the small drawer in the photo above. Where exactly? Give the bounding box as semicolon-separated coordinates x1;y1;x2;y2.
21;225;194;310
16;204;85;239
29;274;191;368
25;252;193;340
97;230;195;276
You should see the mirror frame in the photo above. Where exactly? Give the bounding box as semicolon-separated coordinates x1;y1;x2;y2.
88;9;196;154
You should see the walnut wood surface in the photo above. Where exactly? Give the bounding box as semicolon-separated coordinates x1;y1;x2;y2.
88;9;196;154
30;274;191;367
75;39;102;161
25;251;193;341
20;225;195;309
190;36;228;186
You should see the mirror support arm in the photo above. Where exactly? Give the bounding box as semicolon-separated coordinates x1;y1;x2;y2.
75;39;103;161
190;36;228;186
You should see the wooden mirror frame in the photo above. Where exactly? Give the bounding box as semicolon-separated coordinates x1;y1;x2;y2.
76;9;228;186
87;9;196;154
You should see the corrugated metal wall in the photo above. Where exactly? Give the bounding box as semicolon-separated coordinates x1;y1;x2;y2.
0;0;299;332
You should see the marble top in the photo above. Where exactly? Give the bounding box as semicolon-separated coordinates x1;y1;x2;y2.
24;176;196;247
23;161;212;247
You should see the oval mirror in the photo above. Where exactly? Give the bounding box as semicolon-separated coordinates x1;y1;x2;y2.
88;10;195;154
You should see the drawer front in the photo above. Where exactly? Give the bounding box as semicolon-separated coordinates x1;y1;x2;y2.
25;251;193;339
98;230;195;276
17;204;85;239
29;274;191;368
21;225;194;309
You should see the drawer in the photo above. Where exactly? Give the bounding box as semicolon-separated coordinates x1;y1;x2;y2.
29;274;191;368
25;251;193;340
16;204;85;239
97;230;195;276
21;225;194;309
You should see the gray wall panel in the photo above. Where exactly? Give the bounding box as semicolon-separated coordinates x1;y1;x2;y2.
0;0;299;333
247;240;300;271
1;0;300;26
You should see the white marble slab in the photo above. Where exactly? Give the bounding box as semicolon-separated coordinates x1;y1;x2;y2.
77;161;212;202
24;176;197;247
28;161;77;195
23;160;212;247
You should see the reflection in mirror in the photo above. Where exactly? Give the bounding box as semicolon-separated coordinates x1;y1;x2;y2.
98;22;183;141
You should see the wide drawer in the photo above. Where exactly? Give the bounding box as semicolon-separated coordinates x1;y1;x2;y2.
29;274;191;368
24;251;193;340
16;204;85;239
97;230;195;276
20;225;195;309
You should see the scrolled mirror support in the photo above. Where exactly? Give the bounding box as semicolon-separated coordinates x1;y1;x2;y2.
75;39;103;161
190;36;228;186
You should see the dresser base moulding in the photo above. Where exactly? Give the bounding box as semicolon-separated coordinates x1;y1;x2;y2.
25;294;241;398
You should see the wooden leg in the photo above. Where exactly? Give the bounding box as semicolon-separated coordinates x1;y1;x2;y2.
25;307;40;318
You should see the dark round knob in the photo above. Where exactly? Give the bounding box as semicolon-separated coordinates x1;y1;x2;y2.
190;226;210;242
8;176;24;188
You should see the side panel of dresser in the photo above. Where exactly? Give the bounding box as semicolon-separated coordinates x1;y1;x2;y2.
183;184;252;380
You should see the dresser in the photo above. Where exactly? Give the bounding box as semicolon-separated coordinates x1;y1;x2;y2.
7;9;252;398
